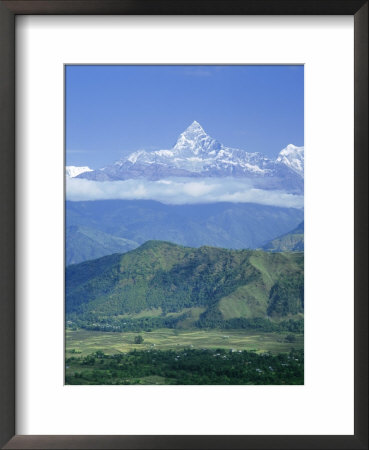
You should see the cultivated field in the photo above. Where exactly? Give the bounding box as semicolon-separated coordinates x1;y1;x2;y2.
66;328;303;356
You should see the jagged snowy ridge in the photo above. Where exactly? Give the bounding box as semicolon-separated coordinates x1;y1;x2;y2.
77;121;304;193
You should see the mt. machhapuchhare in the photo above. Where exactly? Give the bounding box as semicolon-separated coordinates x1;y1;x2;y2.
68;121;304;194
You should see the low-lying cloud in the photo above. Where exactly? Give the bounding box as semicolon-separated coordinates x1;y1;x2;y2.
66;177;304;209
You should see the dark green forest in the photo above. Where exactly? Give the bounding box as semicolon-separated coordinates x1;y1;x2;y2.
66;348;304;385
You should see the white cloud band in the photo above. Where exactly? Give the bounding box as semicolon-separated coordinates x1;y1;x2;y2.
66;177;304;209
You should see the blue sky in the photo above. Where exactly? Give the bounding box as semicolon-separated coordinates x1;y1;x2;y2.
66;65;304;169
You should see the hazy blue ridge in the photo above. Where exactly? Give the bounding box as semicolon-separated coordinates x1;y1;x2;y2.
262;221;304;252
66;200;303;264
66;225;138;265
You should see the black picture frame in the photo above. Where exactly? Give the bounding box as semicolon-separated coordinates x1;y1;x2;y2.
0;1;367;449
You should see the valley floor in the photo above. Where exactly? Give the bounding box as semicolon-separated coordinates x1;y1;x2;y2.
65;328;303;385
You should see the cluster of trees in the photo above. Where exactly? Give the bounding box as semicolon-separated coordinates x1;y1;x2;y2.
66;312;303;334
66;313;189;332
196;316;304;333
65;348;304;385
134;335;144;344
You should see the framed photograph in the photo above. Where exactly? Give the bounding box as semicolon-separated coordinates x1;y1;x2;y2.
65;63;305;388
0;1;367;449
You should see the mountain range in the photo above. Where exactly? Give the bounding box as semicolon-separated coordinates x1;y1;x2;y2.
65;122;304;265
69;121;304;194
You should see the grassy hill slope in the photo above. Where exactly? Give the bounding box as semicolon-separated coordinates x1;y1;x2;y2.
66;241;303;331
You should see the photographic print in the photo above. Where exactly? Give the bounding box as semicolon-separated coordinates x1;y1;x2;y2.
65;65;304;385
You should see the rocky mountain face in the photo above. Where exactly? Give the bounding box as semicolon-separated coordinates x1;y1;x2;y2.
76;121;304;194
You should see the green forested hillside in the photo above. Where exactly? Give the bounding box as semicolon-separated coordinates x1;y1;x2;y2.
66;241;303;332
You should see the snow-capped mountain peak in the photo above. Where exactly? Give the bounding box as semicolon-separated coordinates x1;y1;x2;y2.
184;120;204;133
173;121;222;155
66;166;93;178
276;144;304;177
